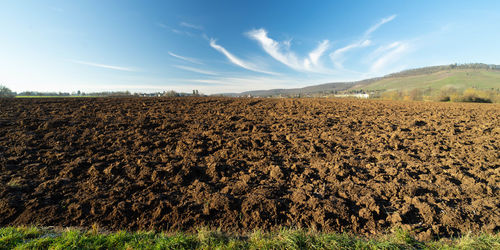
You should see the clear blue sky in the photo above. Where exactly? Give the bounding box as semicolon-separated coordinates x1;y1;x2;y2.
1;0;500;94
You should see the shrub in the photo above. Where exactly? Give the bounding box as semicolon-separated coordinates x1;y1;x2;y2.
438;95;450;102
460;88;492;103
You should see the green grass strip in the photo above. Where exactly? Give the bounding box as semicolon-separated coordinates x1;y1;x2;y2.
15;96;100;98
0;226;498;249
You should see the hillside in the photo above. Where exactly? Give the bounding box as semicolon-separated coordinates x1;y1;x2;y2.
227;63;500;97
351;65;500;92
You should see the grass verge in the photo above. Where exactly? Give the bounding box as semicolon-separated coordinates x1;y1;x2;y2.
1;226;498;249
15;96;100;98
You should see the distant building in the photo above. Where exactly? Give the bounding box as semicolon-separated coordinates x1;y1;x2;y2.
334;93;370;99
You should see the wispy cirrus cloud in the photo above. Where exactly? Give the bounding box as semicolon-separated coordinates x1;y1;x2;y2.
246;29;330;72
246;29;301;70
330;14;396;69
171;29;194;36
157;22;194;36
370;41;410;73
71;60;137;72
209;39;278;75
174;65;218;76
367;41;402;61
307;40;330;66
168;52;203;64
365;14;397;36
180;22;203;30
330;40;372;69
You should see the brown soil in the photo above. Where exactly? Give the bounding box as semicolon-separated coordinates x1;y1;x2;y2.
0;97;498;239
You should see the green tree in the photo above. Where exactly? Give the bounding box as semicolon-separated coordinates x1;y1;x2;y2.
164;90;179;97
0;85;15;97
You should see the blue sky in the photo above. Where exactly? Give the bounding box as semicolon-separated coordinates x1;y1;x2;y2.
1;0;500;94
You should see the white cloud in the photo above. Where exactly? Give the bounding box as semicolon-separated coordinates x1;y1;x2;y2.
71;60;137;72
367;41;402;60
330;14;396;69
174;65;218;76
247;29;330;72
335;40;372;55
370;42;409;73
283;39;293;49
180;22;203;30
246;28;302;70
365;14;397;36
330;40;372;68
209;39;277;75
305;40;330;69
168;52;203;64
172;29;194;36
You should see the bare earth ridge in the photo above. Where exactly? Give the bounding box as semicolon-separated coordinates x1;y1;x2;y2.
0;97;498;240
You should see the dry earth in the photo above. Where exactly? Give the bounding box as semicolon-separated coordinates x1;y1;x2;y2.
0;97;498;240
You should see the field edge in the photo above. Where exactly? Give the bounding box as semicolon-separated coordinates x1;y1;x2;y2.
1;226;499;249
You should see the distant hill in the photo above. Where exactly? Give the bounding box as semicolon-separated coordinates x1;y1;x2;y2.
235;82;354;97
223;81;365;97
224;63;500;97
351;63;500;92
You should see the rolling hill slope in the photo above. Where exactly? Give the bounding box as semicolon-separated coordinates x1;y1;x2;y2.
227;64;500;97
351;67;500;92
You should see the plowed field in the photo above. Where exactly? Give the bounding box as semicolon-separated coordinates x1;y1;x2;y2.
0;97;498;240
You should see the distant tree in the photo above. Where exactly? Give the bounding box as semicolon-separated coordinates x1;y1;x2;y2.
0;85;15;97
164;90;179;97
405;88;423;101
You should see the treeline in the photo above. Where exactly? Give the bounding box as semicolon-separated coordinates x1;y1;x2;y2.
0;85;205;98
386;63;500;78
375;87;500;103
136;90;204;97
16;90;133;97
